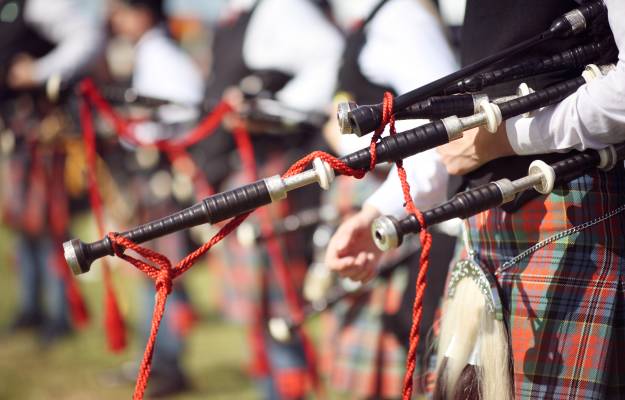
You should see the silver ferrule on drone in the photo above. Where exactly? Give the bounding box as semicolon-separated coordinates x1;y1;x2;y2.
63;240;83;276
337;101;358;135
564;9;587;34
442;100;503;141
493;160;555;204
265;157;335;202
371;216;400;252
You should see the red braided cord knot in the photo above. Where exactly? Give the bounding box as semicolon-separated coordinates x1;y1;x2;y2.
368;91;395;171
79;78;233;152
106;232;176;400
104;211;249;400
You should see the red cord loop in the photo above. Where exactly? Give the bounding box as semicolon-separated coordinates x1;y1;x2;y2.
283;150;366;179
356;91;432;399
369;92;395;171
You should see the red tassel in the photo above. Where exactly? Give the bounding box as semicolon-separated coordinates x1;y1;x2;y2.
80;93;128;352
66;280;89;328
104;279;127;352
52;234;89;328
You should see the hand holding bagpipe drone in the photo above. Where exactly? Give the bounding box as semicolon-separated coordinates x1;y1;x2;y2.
63;2;620;398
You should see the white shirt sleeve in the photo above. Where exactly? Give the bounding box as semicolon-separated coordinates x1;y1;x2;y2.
359;0;457;94
25;0;104;84
132;28;205;142
365;149;449;217
354;0;457;217
506;0;625;155
242;0;344;112
132;28;205;106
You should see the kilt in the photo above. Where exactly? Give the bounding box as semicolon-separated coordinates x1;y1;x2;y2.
214;152;311;323
212;148;316;398
320;261;411;399
464;164;625;399
320;174;455;399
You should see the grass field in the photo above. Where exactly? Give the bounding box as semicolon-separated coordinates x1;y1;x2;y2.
0;220;260;400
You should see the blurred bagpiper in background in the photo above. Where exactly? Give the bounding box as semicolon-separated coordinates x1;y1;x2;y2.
2;0;624;400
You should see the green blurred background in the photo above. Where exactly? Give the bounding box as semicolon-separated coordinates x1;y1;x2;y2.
0;218;259;400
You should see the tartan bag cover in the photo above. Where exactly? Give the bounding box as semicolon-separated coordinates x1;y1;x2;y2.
465;165;625;400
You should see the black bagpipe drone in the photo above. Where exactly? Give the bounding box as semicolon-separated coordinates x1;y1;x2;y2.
64;0;615;276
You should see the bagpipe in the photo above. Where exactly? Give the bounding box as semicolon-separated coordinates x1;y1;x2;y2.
63;59;612;275
337;0;609;136
62;1;620;398
372;141;623;252
96;81;330;135
235;204;339;248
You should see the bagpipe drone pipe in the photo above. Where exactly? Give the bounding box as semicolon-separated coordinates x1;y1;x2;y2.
63;60;614;275
267;248;416;343
371;143;625;251
338;0;612;136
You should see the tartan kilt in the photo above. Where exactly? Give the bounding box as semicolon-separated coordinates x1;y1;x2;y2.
213;151;312;323
320;260;411;400
463;164;625;399
320;174;455;399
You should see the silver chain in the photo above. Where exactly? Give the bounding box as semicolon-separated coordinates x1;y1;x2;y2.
497;203;625;274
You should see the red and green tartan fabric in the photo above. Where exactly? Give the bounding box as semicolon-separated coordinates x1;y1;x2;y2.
464;165;625;399
214;153;309;323
212;152;312;397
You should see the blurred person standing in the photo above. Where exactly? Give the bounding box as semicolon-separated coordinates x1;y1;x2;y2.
0;0;103;343
321;0;458;398
108;0;204;396
199;1;344;399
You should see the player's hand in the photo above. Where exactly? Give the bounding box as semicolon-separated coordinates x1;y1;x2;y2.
437;126;514;175
8;54;37;89
324;205;383;283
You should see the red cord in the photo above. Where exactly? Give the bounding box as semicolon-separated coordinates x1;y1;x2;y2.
232;122;325;397
102;146;367;399
368;92;395;171
381;96;433;400
80;78;427;399
80;78;232;153
343;91;433;399
79;96;127;352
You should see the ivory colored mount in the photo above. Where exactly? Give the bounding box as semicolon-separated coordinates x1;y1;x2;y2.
64;157;335;276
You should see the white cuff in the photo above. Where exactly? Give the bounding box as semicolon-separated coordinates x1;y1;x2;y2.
364;190;408;219
505;115;548;155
